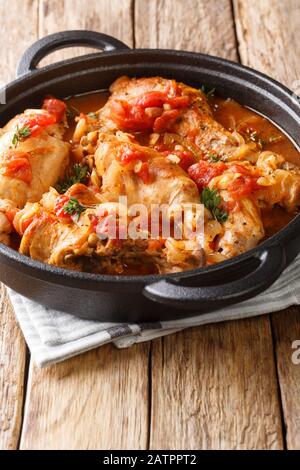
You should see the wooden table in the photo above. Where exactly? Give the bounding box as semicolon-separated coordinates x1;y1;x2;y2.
1;0;300;450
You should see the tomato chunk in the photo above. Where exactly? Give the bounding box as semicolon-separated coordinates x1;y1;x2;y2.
165;150;195;171
18;112;56;137
188;160;226;191
153;109;180;132
133;91;167;108
110;99;153;132
229;164;263;198
229;175;263;198
42;97;66;122
109;80;190;133
136;162;151;184
2;150;32;184
117;146;148;165
54;195;71;220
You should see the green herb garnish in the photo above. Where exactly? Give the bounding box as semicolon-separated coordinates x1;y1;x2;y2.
201;187;228;223
66;105;80;120
201;85;215;99
63;197;85;220
207;153;221;163
268;135;282;144
56;164;90;193
243;128;282;148
87;112;98;119
12;125;31;146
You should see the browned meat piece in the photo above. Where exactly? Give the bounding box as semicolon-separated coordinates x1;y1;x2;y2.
0;101;69;242
99;76;242;159
94;134;200;208
16;185;204;274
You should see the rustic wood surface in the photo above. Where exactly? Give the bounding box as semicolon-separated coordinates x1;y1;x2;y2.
0;0;299;450
0;285;26;450
20;344;150;450
271;308;300;450
150;321;283;450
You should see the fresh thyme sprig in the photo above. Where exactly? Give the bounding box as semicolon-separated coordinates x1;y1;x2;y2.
55;164;90;194
87;112;98;119
12;125;31;147
243;128;282;148
66;105;80;120
207;152;225;163
201;85;216;99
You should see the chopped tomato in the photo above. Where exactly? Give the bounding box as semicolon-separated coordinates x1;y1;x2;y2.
109;80;190;133
2;150;32;184
133;91;167;108
225;163;263;198
117;146;148;165
229;175;263;198
165;150;195;171
154;143;168;152
133;90;189;109
110;99;154;132
188;160;226;191
54;195;71;220
178;151;195;171
153;109;180;132
42;97;66;122
18;112;56;137
136;162;151;184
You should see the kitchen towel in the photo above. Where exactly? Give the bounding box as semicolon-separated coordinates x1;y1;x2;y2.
7;253;300;367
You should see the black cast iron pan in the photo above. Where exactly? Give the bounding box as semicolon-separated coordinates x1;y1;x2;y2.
0;30;299;321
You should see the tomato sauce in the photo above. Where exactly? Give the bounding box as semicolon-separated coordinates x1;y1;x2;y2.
211;97;300;166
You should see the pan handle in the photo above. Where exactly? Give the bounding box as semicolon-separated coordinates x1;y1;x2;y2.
17;30;130;77
143;245;286;310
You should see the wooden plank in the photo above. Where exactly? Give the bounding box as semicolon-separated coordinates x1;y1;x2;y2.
38;0;133;68
0;0;38;450
0;285;27;450
233;0;300;450
272;308;300;450
150;320;283;449
135;0;238;60
0;0;39;83
134;0;284;450
233;0;300;87
20;343;150;450
20;0;150;451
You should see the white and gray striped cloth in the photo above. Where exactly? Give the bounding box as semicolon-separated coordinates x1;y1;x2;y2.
8;253;300;367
